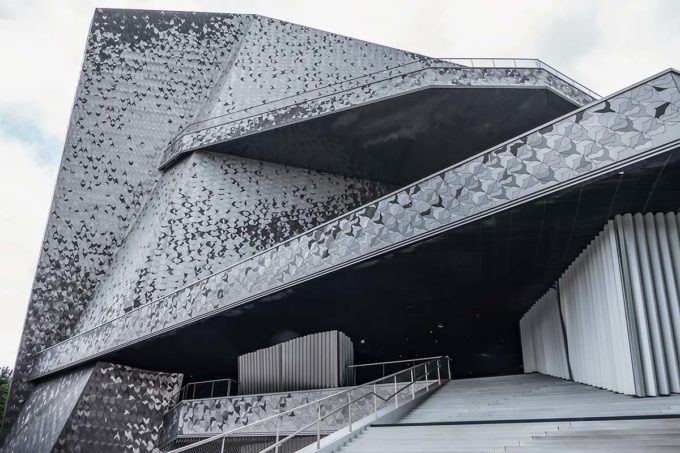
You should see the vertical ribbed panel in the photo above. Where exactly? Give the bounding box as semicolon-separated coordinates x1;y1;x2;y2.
558;221;637;395
616;213;680;396
238;331;354;394
521;212;680;397
519;289;570;379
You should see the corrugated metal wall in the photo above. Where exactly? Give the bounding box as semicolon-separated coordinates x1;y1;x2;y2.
520;212;680;397
519;289;570;380
617;213;680;396
558;221;637;395
238;331;354;394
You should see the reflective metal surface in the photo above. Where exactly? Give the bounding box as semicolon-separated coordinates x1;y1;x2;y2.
30;71;680;380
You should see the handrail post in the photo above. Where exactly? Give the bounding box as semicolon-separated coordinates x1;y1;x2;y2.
227;379;232;396
425;363;429;390
373;382;377;414
211;381;215;399
447;357;452;380
347;391;353;432
437;360;441;385
275;414;280;453
394;375;398;408
192;383;196;400
220;435;226;453
316;402;321;448
410;369;415;400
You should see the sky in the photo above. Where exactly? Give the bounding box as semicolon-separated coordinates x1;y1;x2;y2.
0;0;679;369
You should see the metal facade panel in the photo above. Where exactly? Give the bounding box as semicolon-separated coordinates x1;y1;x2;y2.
1;362;180;452
238;331;354;394
519;289;570;379
31;71;680;380
558;222;637;395
161;382;431;443
616;213;680;396
522;213;680;397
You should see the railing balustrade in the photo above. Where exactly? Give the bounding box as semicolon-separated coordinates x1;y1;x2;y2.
168;378;238;411
165;356;451;453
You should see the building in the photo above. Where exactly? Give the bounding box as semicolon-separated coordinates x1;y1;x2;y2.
2;8;679;453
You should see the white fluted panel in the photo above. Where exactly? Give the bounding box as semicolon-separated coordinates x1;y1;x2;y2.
519;288;570;379
558;221;637;395
238;331;354;394
616;213;680;396
521;213;680;397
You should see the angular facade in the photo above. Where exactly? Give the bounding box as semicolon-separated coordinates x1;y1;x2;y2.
2;7;680;453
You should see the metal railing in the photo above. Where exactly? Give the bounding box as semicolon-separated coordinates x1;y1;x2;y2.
348;356;451;383
158;56;597;167
168;378;238;411
165;356;450;453
440;58;600;98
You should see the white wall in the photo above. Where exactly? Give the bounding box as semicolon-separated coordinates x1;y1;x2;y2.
520;288;570;380
520;212;680;396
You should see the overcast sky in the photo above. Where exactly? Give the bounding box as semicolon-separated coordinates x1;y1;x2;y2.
0;0;679;368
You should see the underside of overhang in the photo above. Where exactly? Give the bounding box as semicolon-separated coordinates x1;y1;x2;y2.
96;146;680;384
199;87;578;186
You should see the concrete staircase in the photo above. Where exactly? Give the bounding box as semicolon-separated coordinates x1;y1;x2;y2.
339;419;680;452
334;374;680;453
399;373;680;423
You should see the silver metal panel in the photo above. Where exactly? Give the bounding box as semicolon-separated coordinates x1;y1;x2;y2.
522;223;637;394
30;71;680;380
2;362;181;452
616;213;680;395
160;382;431;445
238;331;354;394
522;213;680;396
519;289;570;379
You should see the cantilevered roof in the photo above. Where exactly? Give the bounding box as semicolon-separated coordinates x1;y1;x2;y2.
30;70;680;379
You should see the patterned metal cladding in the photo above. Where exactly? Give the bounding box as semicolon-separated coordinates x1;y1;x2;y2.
238;331;354;395
160;382;433;447
1;368;93;453
161;65;596;168
1;362;181;453
5;7;413;434
0;4;660;448
31;71;680;379
54;362;181;452
74;154;389;329
4;8;251;434
521;212;680;397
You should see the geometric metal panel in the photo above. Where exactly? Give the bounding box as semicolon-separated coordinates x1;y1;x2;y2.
1;362;181;452
160;65;597;168
30;70;680;380
160;382;432;447
73;153;390;331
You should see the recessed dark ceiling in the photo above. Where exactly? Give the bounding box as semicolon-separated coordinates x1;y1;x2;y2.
202;87;578;186
98;148;680;385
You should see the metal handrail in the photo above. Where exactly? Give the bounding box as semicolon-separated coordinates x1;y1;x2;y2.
163;59;432;148
159;56;597;166
167;378;238;412
166;356;450;453
440;58;600;98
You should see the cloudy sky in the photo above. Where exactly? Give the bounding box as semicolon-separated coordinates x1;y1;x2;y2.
0;0;679;368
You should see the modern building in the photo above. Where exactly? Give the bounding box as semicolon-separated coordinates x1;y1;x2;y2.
2;8;680;453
